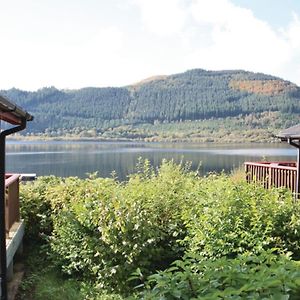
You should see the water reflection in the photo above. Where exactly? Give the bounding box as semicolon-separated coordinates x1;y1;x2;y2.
6;141;296;180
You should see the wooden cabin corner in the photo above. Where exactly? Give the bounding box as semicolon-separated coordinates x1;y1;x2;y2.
0;94;33;299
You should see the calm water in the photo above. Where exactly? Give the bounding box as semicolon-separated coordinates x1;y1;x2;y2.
5;141;297;181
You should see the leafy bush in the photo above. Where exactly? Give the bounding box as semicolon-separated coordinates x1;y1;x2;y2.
20;176;63;241
45;161;195;293
182;176;300;258
137;251;300;299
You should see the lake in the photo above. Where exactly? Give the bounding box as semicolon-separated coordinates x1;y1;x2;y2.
6;141;297;181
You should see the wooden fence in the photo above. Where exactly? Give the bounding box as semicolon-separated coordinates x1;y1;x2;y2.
245;162;297;193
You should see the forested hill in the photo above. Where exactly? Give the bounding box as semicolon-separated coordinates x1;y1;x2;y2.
2;69;300;142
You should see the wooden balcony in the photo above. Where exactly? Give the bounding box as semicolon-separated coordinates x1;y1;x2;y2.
245;161;297;193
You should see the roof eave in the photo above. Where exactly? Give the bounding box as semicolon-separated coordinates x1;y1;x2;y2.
0;95;33;125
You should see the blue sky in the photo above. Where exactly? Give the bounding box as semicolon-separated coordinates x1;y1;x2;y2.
0;0;299;90
232;0;300;28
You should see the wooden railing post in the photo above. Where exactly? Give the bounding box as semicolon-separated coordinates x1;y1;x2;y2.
268;164;272;189
4;174;21;236
245;164;249;183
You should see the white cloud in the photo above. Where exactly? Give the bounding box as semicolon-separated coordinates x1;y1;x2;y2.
187;0;290;73
132;0;187;36
277;13;300;84
0;0;300;90
0;26;127;90
132;0;300;85
190;0;240;25
284;13;300;49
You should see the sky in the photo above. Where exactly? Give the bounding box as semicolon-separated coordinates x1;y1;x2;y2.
0;0;300;91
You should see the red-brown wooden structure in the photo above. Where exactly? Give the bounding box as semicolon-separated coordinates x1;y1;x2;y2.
245;124;300;197
245;161;297;192
0;95;33;300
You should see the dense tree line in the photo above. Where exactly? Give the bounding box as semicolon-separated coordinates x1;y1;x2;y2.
1;69;299;134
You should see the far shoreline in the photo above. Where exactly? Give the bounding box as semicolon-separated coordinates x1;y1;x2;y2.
7;134;280;144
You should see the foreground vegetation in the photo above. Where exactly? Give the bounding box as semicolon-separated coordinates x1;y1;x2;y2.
19;161;300;299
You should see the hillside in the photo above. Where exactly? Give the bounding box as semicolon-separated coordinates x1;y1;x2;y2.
1;69;300;142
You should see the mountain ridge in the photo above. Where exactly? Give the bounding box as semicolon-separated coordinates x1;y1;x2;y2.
1;68;300;142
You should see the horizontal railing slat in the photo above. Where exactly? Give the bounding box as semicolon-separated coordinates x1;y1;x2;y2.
245;161;297;193
244;162;297;171
5;174;20;187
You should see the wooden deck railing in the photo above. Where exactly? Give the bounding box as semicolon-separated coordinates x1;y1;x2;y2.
4;174;21;236
245;162;297;193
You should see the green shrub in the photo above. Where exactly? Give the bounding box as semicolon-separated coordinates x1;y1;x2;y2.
182;175;300;258
79;282;124;300
137;251;300;299
48;160;195;293
20;176;63;241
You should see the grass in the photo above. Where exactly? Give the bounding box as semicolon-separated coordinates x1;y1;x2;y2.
16;243;84;300
21;271;83;300
17;242;125;300
230;165;247;183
